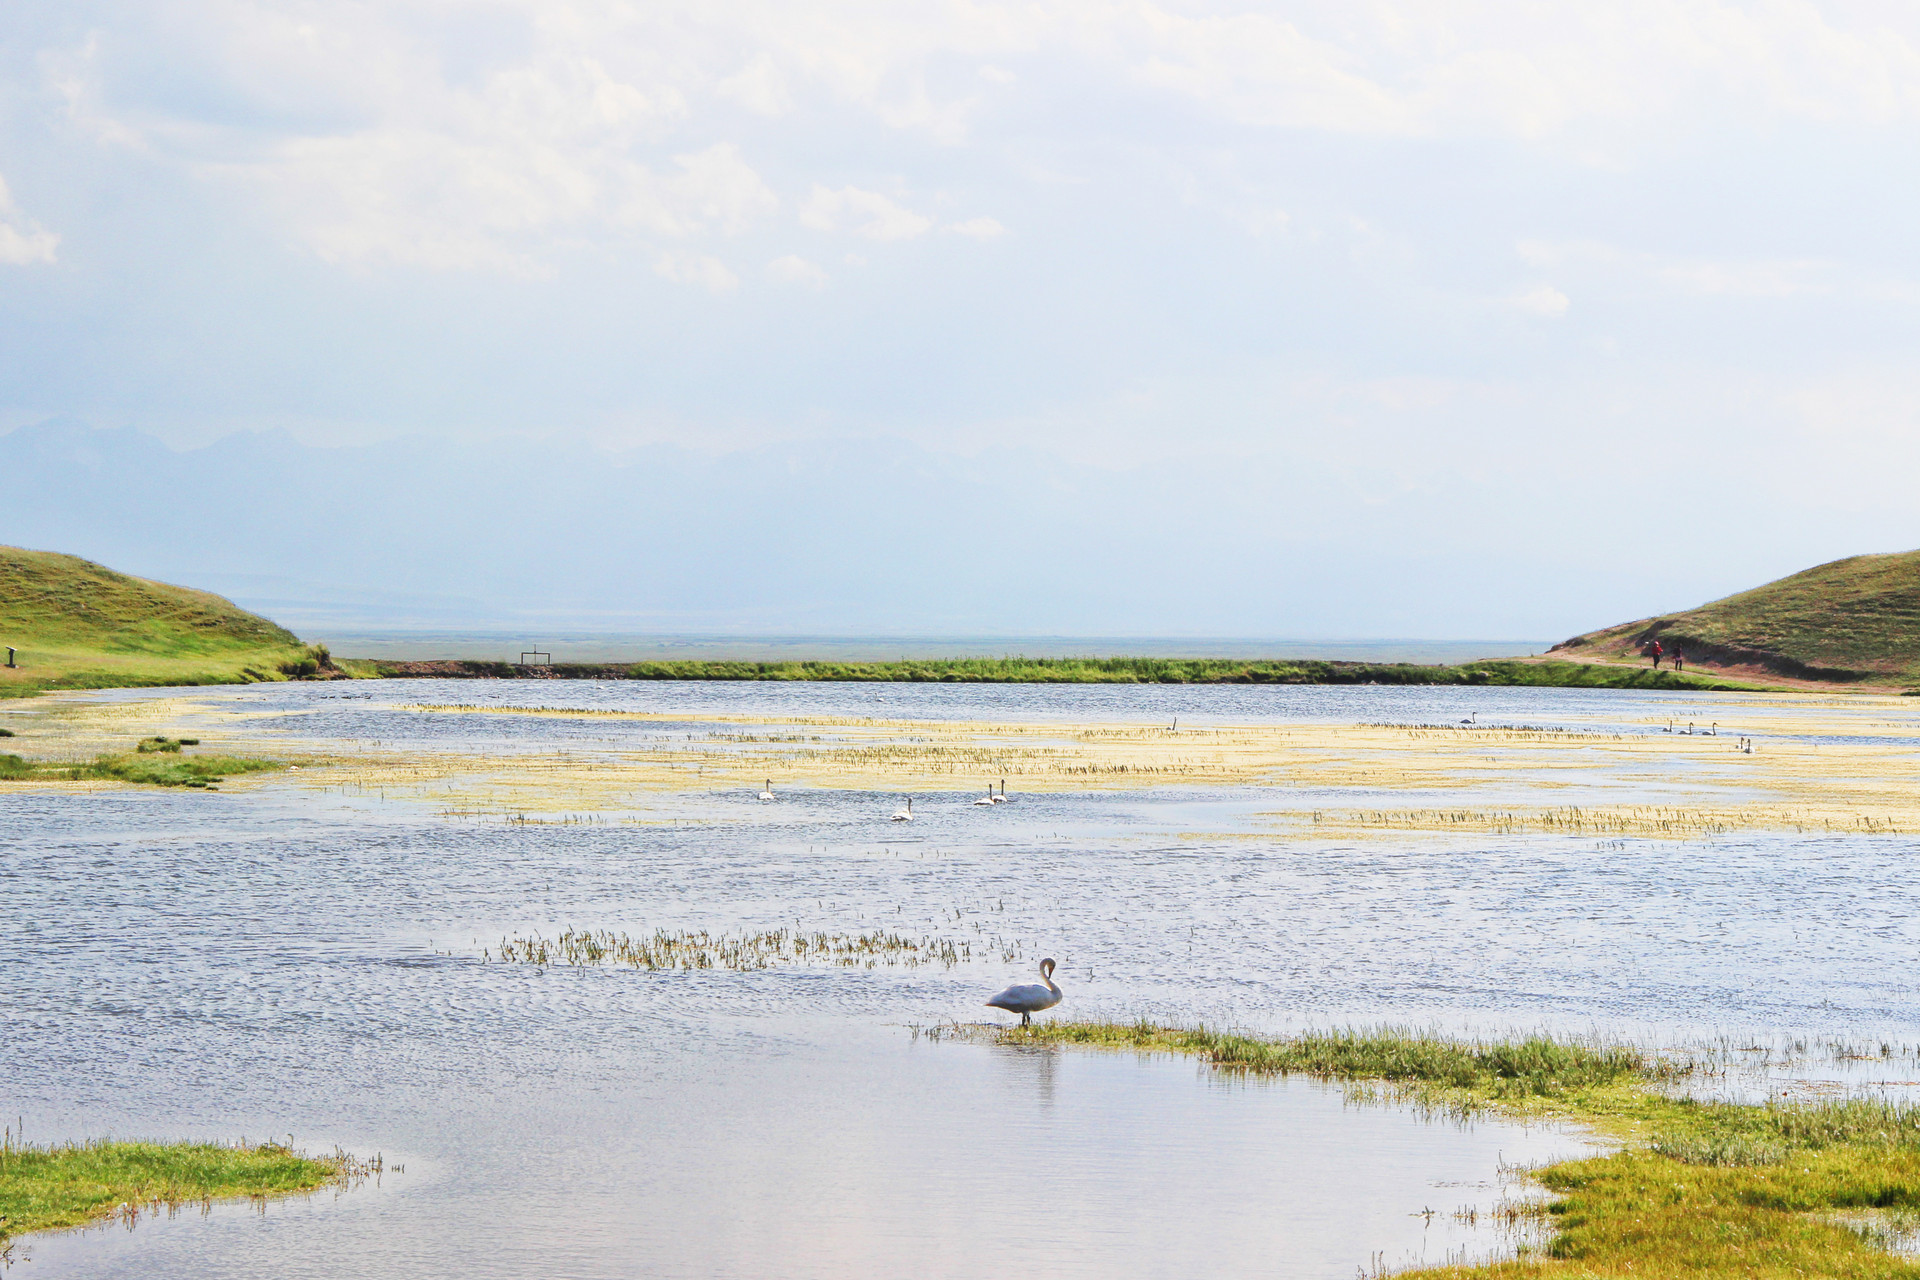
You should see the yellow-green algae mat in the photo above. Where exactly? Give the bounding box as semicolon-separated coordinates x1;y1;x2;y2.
0;1137;369;1245
988;1023;1920;1278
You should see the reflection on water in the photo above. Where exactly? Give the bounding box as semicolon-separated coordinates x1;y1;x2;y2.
5;680;1920;1276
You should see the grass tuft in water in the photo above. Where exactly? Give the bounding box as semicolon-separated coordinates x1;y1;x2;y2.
1012;1022;1653;1102
487;925;1012;971
0;1135;373;1243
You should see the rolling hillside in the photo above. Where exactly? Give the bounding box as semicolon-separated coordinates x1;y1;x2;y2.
1549;550;1920;686
0;545;320;696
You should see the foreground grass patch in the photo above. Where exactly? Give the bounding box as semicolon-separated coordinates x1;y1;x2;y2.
1003;1022;1920;1277
0;1138;361;1242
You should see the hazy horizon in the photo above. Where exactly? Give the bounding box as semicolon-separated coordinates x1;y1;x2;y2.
5;416;1897;641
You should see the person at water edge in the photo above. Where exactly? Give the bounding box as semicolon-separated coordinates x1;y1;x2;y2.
1648;640;1663;669
1673;648;1684;671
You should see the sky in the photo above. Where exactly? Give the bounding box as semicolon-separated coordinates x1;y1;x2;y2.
2;1;1919;640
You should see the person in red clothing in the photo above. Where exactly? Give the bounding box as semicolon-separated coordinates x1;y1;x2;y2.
1649;640;1664;669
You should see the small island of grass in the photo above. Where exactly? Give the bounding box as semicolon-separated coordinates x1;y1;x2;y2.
997;1022;1920;1277
0;1137;365;1245
0;742;280;788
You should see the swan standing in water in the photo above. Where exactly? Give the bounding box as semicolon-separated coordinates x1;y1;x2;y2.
891;797;913;821
987;958;1063;1026
759;779;775;802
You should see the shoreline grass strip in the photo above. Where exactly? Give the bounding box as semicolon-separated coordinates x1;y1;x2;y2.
995;1022;1920;1277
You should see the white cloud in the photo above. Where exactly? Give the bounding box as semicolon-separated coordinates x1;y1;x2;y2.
0;175;58;266
652;144;779;236
654;251;738;292
33;0;1920;277
1518;239;1919;302
716;55;792;117
798;185;932;240
947;216;1006;239
1510;284;1570;316
767;254;828;287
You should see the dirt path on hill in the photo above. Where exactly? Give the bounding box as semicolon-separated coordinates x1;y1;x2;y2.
1519;651;1912;694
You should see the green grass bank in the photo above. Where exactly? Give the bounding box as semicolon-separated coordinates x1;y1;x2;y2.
0;1137;354;1243
0;545;332;699
360;655;1765;691
1554;548;1920;687
1000;1022;1920;1278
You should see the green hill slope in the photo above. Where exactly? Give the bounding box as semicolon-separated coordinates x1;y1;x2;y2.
1549;550;1920;686
0;545;320;697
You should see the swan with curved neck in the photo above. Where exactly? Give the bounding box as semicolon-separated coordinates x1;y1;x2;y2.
986;958;1063;1026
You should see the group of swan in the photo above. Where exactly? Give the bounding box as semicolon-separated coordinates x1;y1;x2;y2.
900;778;1006;819
758;780;1007;820
972;779;1008;806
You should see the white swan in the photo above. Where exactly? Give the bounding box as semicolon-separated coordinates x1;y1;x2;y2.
990;777;1006;803
891;797;913;821
759;779;775;802
986;958;1063;1026
973;785;995;806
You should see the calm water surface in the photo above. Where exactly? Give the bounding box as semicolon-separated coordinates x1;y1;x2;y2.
6;681;1920;1277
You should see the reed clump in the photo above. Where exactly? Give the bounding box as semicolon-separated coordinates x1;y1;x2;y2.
0;1134;372;1243
487;925;1009;971
1283;803;1906;839
1017;1023;1655;1102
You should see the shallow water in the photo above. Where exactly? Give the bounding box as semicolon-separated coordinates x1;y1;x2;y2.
6;680;1920;1276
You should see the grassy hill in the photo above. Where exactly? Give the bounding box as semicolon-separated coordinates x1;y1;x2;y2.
1549;550;1920;687
0;545;322;697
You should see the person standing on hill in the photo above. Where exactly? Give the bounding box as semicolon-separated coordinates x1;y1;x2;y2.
1649;640;1664;669
1673;648;1685;671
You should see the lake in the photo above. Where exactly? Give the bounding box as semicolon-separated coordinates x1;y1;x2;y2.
5;679;1919;1276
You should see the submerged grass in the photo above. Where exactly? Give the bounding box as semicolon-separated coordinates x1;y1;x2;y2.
1005;1022;1920;1277
488;925;1016;970
0;1135;367;1243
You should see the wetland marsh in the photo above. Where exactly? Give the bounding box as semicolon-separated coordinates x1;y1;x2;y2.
5;680;1920;1275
